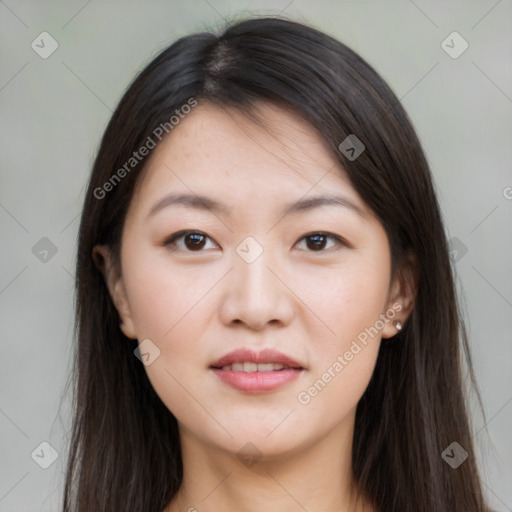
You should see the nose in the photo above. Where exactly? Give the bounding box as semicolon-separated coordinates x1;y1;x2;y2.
218;246;295;331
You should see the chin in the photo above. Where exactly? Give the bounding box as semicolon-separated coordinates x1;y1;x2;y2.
195;418;314;461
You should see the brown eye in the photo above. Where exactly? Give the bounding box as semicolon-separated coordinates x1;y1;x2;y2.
183;233;206;250
305;234;328;250
164;231;217;252
296;233;344;252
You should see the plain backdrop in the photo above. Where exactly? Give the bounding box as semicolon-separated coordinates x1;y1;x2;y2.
1;1;511;511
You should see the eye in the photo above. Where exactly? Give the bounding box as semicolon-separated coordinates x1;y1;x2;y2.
163;230;218;252
295;232;345;252
163;230;347;253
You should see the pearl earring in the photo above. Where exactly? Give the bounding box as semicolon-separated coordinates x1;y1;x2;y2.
394;320;403;331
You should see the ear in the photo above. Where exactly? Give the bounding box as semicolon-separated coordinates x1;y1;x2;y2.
92;244;137;339
381;252;418;339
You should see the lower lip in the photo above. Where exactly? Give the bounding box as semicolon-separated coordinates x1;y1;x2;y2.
211;368;303;393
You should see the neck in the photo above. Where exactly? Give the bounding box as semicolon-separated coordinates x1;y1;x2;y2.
165;416;374;512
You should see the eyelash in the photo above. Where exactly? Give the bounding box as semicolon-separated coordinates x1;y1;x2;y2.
163;230;347;253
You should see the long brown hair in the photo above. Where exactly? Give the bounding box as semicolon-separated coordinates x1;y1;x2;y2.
62;16;491;511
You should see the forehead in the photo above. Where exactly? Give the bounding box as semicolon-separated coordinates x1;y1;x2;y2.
172;102;334;169
129;102;366;216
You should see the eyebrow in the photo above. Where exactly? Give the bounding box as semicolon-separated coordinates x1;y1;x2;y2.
147;192;367;219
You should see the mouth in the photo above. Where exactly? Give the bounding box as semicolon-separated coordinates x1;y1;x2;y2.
210;349;305;393
212;362;303;372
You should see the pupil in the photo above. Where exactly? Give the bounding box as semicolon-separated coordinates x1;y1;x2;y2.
308;235;326;250
186;233;206;250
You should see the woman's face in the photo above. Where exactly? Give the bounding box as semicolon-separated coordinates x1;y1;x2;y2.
99;102;406;460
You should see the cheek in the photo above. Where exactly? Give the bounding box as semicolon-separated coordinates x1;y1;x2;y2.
122;244;220;342
302;254;390;350
293;251;390;410
121;252;222;421
121;244;225;374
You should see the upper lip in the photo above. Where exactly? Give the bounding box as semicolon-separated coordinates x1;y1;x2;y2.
210;349;304;369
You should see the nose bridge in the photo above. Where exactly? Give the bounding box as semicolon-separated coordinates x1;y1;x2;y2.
235;236;279;300
219;236;293;329
237;248;273;294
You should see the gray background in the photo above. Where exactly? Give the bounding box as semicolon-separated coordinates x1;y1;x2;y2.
1;1;511;510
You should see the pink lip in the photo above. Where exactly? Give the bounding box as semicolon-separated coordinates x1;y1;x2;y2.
211;368;302;393
210;349;305;394
210;348;303;368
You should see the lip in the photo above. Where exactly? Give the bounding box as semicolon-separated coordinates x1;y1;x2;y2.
210;348;304;369
210;349;305;394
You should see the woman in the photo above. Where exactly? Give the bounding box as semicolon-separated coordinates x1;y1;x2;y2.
63;16;491;512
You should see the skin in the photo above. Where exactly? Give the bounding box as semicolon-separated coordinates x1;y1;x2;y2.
94;102;415;512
